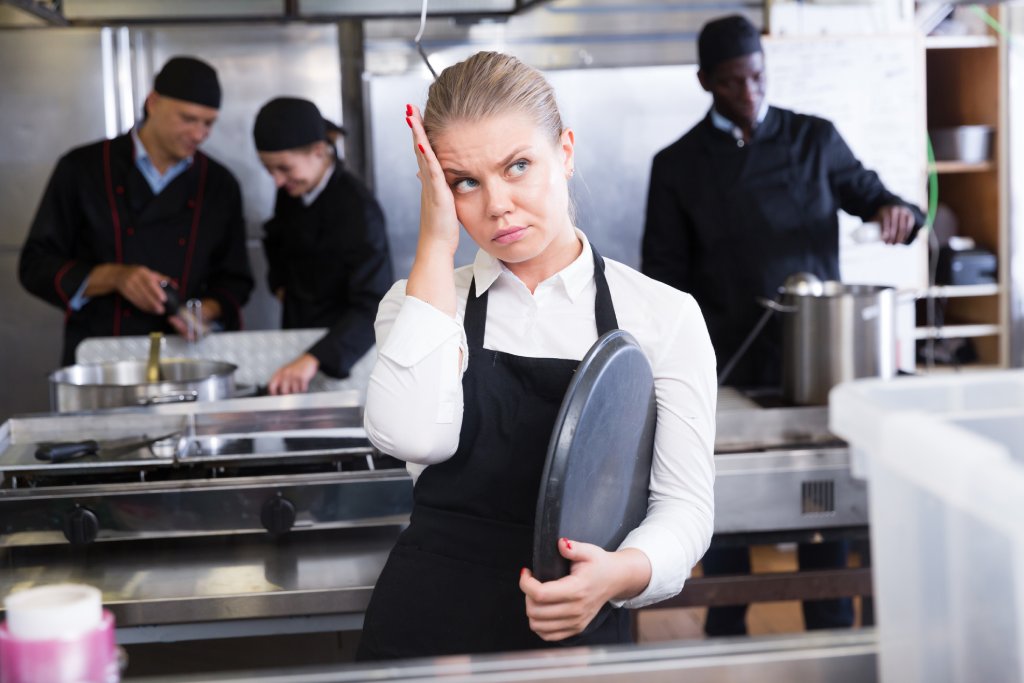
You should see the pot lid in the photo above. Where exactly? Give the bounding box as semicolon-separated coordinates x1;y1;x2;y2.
780;272;825;296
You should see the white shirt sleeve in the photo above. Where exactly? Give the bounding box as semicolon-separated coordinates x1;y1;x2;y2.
363;281;468;465
613;293;717;609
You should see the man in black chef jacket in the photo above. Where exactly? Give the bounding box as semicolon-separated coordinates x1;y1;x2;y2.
641;16;925;635
20;56;254;366
254;97;392;395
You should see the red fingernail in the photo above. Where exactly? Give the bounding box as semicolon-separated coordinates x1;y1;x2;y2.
521;567;528;577
418;143;426;155
406;117;413;129
562;538;572;550
406;104;413;116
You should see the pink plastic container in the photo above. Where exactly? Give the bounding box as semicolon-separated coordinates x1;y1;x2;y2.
0;585;119;683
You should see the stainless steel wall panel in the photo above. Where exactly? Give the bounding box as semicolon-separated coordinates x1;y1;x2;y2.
0;7;48;26
0;29;109;249
366;74;440;274
0;29;109;420
363;0;763;74
0;251;62;420
302;0;515;17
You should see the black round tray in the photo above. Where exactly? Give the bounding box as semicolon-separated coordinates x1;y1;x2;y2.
532;329;657;581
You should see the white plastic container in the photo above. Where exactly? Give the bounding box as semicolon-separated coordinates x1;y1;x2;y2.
830;371;1024;683
0;584;119;683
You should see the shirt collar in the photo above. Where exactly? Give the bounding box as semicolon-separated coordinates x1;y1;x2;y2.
709;100;770;140
302;161;335;207
470;228;595;302
131;125;193;169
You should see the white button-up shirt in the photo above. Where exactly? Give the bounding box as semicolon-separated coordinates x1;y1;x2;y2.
364;231;716;609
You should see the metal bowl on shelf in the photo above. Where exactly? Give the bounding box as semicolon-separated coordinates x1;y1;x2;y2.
49;359;237;412
929;125;994;164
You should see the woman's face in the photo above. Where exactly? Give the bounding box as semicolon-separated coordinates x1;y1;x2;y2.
258;144;329;197
433;113;576;275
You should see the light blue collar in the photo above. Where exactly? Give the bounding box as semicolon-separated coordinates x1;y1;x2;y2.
131;126;193;195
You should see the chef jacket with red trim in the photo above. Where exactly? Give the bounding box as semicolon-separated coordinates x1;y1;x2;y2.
19;133;254;366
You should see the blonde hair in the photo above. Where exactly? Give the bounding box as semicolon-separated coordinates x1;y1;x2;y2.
423;52;564;147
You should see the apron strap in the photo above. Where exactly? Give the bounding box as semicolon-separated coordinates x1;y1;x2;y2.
463;243;620;350
591;246;618;335
464;278;486;350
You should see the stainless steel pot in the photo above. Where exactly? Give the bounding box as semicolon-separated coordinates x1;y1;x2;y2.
49;359;237;413
762;281;897;406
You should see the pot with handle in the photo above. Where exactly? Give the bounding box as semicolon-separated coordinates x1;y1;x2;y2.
764;279;897;406
49;359;237;413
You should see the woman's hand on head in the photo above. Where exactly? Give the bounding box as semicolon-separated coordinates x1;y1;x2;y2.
407;104;460;258
519;540;652;641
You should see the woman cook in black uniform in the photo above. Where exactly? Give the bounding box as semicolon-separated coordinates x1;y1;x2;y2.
358;52;717;660
254;98;393;395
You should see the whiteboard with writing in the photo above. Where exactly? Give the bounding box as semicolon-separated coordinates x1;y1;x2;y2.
764;33;929;289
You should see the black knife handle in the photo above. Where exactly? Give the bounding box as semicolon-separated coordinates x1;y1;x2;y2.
35;440;100;463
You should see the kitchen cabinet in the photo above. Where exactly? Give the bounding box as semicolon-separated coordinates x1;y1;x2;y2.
919;10;1008;368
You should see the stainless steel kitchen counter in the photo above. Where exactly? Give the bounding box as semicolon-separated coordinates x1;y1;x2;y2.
126;630;878;682
0;525;403;634
0;388;865;645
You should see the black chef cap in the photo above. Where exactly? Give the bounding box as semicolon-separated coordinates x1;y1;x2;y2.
254;97;330;152
153;56;221;109
324;119;347;138
698;15;763;75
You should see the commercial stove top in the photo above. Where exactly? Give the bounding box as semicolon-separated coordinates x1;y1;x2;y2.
0;393;413;547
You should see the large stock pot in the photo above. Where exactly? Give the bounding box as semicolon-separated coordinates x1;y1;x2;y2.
762;279;897;406
49;359;237;412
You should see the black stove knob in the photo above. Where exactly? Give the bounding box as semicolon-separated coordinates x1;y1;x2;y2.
261;495;296;535
64;506;99;545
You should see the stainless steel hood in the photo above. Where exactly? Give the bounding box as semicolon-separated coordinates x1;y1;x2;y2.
3;0;550;25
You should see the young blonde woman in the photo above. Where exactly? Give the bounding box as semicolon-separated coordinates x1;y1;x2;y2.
254;97;393;395
359;52;716;660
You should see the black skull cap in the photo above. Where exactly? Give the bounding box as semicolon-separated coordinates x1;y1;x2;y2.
698;15;763;75
153;56;221;109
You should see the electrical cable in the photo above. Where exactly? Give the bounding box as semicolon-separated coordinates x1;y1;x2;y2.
415;0;438;79
968;5;1010;40
925;134;939;370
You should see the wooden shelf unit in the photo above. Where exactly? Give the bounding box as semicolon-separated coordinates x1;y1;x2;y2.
923;12;1006;367
932;160;995;174
924;34;998;50
917;283;1001;299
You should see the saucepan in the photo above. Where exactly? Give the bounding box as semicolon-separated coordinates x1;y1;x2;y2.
49;359;237;413
759;273;898;406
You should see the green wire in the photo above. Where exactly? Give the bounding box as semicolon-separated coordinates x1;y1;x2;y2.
924;2;1010;230
968;5;1010;40
925;134;938;232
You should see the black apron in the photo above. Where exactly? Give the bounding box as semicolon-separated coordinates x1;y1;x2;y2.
357;248;632;661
